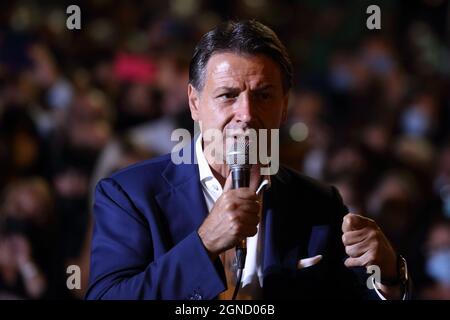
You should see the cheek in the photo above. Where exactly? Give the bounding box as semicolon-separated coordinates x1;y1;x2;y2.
200;101;232;130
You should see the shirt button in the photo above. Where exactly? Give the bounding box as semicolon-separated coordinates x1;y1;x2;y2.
213;184;219;191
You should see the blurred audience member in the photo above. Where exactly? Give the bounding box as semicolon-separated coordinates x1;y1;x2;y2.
419;219;450;299
0;177;60;299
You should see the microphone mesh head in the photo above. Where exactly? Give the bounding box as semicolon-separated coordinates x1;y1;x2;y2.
226;136;250;167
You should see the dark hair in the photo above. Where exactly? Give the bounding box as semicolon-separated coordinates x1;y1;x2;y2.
189;20;293;92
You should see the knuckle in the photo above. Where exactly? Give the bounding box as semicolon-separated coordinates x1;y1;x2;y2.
348;214;357;223
227;211;238;223
225;202;236;212
374;229;382;239
345;246;352;256
344;216;351;226
244;192;257;200
344;216;356;229
230;223;240;236
368;229;378;239
347;215;355;223
342;233;348;244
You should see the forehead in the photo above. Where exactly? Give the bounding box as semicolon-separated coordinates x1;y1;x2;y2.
204;52;282;88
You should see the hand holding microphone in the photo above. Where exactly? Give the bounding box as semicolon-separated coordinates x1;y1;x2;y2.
197;180;260;260
198;138;260;261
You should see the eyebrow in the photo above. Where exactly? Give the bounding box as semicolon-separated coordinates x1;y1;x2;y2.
253;84;275;91
213;86;240;94
213;84;275;94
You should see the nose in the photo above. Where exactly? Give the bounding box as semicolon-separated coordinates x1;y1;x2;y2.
235;93;253;124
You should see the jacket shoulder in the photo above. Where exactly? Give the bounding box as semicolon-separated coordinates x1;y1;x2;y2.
111;153;172;179
100;153;173;194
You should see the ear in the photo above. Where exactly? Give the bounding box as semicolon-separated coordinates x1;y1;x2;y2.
188;84;200;121
281;92;289;123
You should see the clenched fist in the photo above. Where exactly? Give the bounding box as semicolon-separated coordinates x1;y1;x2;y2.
342;213;398;283
341;213;406;299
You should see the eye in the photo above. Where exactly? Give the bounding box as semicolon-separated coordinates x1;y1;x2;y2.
256;91;272;100
217;92;238;100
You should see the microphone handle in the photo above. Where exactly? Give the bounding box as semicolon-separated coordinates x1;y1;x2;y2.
231;166;250;190
230;165;250;299
231;166;250;253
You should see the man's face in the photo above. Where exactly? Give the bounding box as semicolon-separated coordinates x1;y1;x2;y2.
188;52;288;163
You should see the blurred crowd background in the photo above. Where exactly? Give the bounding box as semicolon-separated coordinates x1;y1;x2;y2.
0;0;449;299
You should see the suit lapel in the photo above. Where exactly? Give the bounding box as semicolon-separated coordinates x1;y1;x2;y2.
261;187;280;273
154;140;209;245
262;172;288;275
262;169;307;275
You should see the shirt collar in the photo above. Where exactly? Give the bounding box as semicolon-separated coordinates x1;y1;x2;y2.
195;133;215;184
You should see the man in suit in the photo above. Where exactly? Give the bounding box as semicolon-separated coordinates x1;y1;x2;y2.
86;20;409;300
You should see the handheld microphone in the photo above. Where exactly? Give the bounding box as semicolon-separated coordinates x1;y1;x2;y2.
226;137;250;299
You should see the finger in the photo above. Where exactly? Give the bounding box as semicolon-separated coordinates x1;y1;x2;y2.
344;254;367;268
344;256;364;268
237;210;260;225
242;225;258;238
344;239;370;258
234;202;261;215
342;213;372;233
235;224;259;239
249;165;262;193
226;200;260;218
223;194;260;208
342;228;370;246
344;250;373;268
229;188;259;201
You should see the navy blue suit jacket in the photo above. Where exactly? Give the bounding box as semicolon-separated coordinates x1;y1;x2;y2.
86;141;377;300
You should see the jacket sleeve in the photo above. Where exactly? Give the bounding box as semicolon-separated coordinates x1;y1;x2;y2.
85;178;225;300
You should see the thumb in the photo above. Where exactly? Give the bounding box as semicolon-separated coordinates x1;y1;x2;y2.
223;170;233;192
342;213;369;233
249;165;262;194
